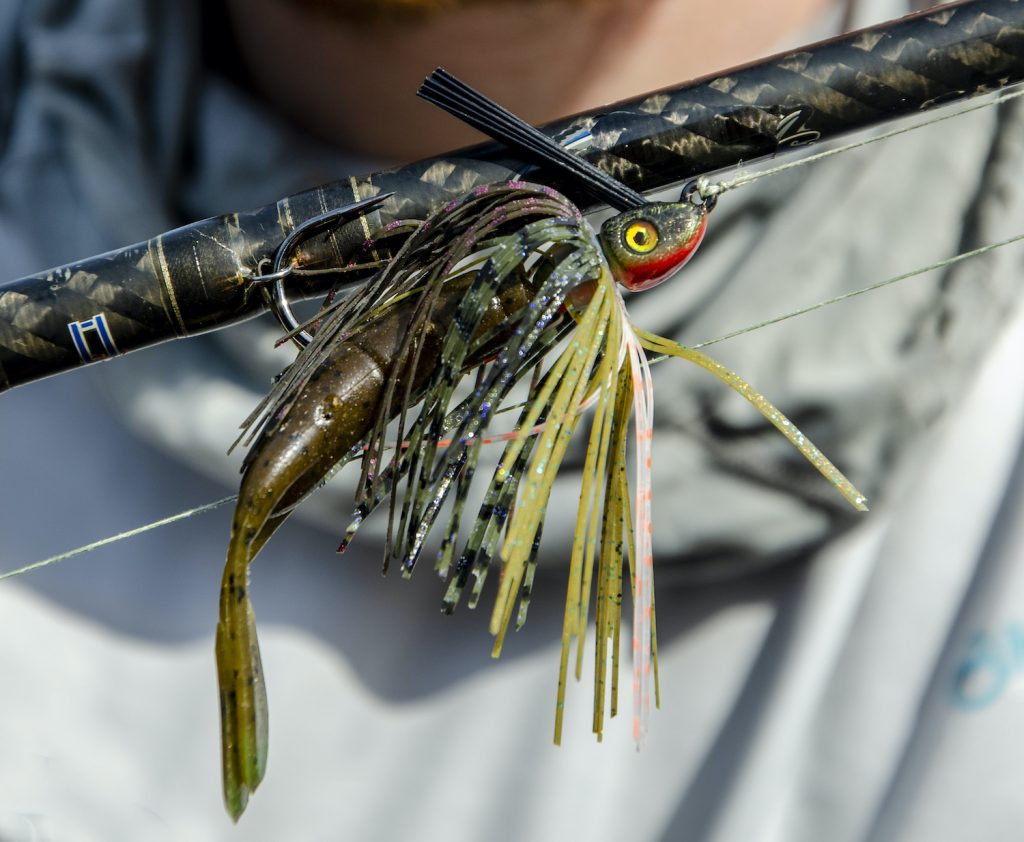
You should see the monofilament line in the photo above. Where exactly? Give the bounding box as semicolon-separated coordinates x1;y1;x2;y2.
0;496;236;581
7;85;1023;576
695;86;1024;201
693;232;1024;348
9;229;1024;574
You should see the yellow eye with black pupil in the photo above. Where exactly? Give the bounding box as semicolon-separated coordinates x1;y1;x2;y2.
623;220;658;254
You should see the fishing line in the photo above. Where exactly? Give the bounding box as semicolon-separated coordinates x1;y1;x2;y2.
695;86;1024;201
8;228;1021;576
692;231;1024;348
11;225;1022;577
6;82;1022;578
0;496;236;581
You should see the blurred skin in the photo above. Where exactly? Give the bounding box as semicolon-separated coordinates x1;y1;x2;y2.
228;0;838;160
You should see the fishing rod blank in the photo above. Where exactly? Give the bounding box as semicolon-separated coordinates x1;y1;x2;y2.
1;0;1021;392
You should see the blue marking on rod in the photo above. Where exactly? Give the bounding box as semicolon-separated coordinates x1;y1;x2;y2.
67;313;119;362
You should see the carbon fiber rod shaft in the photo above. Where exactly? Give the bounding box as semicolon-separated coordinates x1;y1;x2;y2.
2;0;1021;392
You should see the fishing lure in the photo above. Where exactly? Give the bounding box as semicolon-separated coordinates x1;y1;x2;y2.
215;70;867;820
1;2;1019;395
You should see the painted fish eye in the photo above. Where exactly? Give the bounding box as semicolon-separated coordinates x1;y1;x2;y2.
623;220;658;254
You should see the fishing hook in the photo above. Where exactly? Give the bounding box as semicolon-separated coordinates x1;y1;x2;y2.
252;192;393;348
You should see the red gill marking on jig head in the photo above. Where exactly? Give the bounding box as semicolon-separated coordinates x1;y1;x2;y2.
602;209;708;292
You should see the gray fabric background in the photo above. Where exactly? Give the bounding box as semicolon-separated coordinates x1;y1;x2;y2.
2;1;1024;839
